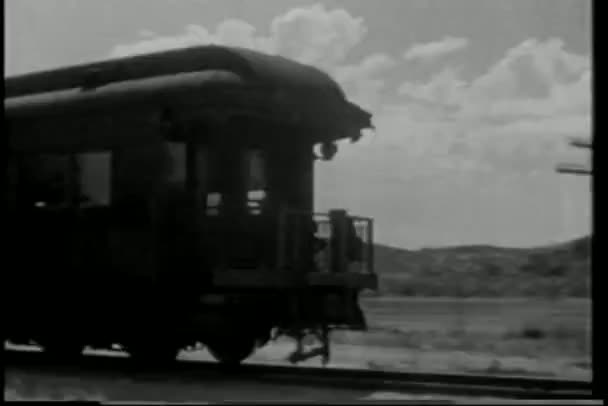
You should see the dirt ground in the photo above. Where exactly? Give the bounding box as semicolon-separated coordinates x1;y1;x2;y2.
242;297;592;380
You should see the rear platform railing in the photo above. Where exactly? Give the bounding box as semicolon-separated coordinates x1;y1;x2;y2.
277;208;374;276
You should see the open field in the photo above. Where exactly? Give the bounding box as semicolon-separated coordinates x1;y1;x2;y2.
335;236;592;378
359;297;590;340
345;297;591;379
247;297;592;380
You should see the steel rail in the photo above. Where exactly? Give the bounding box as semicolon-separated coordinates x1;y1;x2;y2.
4;348;593;400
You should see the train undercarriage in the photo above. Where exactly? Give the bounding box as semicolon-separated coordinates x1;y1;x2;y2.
7;287;367;366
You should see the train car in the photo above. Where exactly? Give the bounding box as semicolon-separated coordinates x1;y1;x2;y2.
4;45;377;365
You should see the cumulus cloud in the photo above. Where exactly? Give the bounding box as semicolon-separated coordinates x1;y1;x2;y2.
110;21;274;58
269;3;367;69
403;36;469;62
399;38;592;124
109;3;390;109
110;3;367;69
384;36;591;198
334;53;397;110
398;66;466;107
466;38;589;104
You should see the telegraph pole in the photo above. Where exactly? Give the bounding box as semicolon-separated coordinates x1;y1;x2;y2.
556;137;592;176
555;135;593;362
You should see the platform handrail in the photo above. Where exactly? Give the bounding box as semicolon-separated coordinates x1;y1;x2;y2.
276;208;374;275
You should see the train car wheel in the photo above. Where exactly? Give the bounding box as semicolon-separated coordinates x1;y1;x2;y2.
206;336;256;366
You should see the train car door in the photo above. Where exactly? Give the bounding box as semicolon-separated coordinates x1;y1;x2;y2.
196;140;274;274
111;142;172;291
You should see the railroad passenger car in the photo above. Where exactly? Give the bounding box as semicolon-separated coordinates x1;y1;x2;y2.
5;45;377;365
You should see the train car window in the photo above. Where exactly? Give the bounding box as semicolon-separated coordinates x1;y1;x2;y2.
246;149;266;191
245;149;267;215
16;154;75;209
77;152;111;206
198;146;222;216
248;190;266;200
165;142;186;186
206;192;222;216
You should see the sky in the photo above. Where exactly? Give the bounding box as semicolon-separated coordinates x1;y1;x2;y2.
5;0;593;249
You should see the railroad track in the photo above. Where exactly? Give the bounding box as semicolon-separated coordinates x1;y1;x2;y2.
4;348;593;400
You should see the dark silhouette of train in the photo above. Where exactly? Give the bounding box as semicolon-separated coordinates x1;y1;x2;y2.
5;45;377;365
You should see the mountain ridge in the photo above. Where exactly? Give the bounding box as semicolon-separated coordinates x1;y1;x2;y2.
370;235;591;298
377;234;590;254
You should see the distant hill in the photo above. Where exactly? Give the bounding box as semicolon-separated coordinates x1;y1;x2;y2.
371;236;591;298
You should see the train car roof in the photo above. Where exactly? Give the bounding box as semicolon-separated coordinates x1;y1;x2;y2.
5;45;344;99
5;45;373;146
